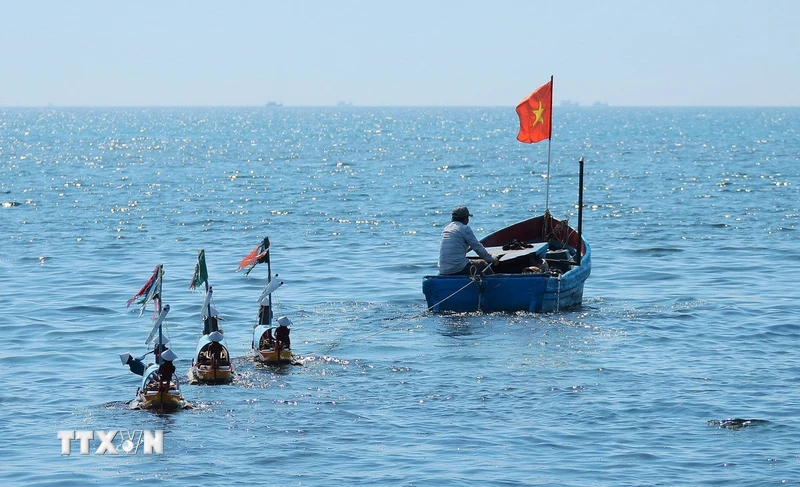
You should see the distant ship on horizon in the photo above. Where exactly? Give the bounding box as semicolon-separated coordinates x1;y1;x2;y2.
265;101;283;107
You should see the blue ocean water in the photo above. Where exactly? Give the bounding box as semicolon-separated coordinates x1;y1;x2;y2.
1;106;799;486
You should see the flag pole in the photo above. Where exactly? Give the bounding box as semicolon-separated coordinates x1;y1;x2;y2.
265;238;273;328
156;266;163;365
576;156;584;266
545;75;554;212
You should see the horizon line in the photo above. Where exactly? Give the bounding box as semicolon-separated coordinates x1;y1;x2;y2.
2;104;799;109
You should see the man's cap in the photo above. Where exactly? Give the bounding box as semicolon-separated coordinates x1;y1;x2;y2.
452;206;473;218
208;331;223;342
277;316;292;327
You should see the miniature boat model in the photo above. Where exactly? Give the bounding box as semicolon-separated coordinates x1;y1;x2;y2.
253;315;293;364
189;328;233;384
132;346;186;411
238;237;294;365
121;264;188;411
188;250;234;384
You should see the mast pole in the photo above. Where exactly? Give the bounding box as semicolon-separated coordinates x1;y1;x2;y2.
266;238;273;327
545;75;554;212
157;265;163;364
576;157;584;266
206;286;214;334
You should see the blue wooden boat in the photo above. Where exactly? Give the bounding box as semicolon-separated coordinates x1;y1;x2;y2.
423;156;591;313
423;211;590;312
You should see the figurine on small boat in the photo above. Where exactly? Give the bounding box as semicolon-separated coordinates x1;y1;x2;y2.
188;250;234;384
121;265;188;411
253;315;293;364
238;237;296;365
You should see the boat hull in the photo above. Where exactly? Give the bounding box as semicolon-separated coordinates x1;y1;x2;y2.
132;390;187;411
188;364;234;384
253;348;293;364
189;334;235;384
423;252;589;312
131;364;188;411
252;324;293;364
423;214;591;313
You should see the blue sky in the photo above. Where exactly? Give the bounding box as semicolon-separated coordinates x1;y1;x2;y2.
1;0;797;107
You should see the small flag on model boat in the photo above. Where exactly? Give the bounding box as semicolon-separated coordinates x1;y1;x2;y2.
189;249;209;290
237;237;270;276
126;264;163;314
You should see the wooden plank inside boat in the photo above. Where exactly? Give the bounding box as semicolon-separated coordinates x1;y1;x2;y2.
468;242;548;262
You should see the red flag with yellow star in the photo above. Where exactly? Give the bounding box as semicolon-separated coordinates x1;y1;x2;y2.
515;78;552;143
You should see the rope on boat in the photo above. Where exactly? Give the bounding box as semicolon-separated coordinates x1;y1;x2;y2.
431;275;482;313
374;275;481;330
385;262;493;320
555;274;561;312
470;264;482;309
318;273;485;353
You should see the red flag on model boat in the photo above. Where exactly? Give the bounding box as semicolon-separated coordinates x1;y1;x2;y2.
237;237;270;276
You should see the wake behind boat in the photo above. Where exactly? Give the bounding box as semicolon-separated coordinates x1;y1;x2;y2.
188;250;234;385
238;237;296;365
120;264;189;411
422;77;591;313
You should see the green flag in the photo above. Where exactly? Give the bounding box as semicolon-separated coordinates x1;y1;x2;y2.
190;249;209;289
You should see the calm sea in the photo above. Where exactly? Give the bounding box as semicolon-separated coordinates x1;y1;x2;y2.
1;106;799;486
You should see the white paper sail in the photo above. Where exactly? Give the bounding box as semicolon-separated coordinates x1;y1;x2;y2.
258;279;284;305
200;290;219;320
145;305;171;345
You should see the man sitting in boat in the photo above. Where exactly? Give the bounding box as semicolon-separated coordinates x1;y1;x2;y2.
274;316;291;349
158;349;177;391
438;206;499;275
